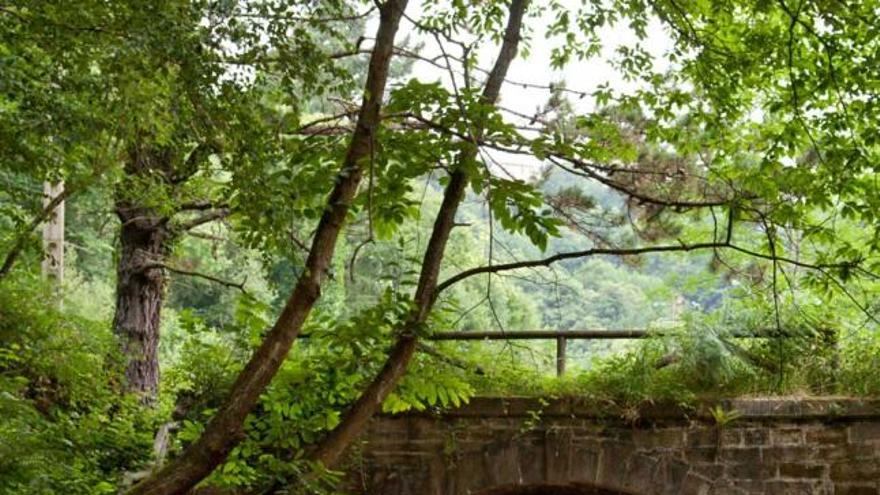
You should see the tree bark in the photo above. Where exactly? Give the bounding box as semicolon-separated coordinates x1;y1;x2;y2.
113;204;171;400
309;0;528;469
0;180;75;281
41;180;65;286
124;2;408;493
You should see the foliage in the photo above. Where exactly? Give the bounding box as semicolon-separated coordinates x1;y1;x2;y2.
2;0;880;493
0;278;155;493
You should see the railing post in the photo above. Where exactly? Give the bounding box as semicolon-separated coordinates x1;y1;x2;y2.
556;336;566;377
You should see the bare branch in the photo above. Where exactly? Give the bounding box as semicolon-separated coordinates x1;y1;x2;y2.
437;241;728;293
232;6;377;24
124;3;410;492
417;342;485;375
173;208;230;232
395;112;736;210
436;239;862;295
186;231;226;242
177;200;228;211
144;262;248;294
309;0;530;470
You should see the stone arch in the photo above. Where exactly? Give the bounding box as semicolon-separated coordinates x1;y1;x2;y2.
351;416;708;495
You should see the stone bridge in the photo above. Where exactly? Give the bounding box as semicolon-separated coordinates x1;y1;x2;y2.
344;397;880;495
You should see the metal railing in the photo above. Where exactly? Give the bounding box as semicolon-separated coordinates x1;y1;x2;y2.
302;328;793;377
429;330;654;377
428;329;800;376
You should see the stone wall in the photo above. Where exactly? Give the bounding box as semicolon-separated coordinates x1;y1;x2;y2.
344;397;880;495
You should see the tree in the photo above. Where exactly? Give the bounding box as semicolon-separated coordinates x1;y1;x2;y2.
125;1;409;492
138;0;880;489
1;0;360;399
3;1;879;493
0;2;119;281
105;0;354;400
40;181;65;287
310;0;531;466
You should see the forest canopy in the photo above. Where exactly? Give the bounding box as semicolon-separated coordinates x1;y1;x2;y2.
1;0;879;493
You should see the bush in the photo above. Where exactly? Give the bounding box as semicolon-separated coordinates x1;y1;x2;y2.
0;277;154;493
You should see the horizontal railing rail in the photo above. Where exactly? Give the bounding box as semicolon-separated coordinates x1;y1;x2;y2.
301;328;810;376
428;330;652;340
427;330;654;376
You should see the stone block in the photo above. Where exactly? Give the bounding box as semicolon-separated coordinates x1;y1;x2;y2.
764;480;825;495
595;443;635;490
425;455;446;495
653;457;691;495
719;447;762;464
685;446;718;464
726;461;776;480
771;427;805;446
761;445;813;463
743;428;770;446
721;429;744;447
568;445;599;484
778;462;826;479
830;461;880;482
605;426;635;444
622;453;660;494
813;443;875;461
679;473;711;495
834;484;880;495
544;429;572;483
633;427;686;451
688;429;719;448
730;479;766;494
518;437;545;485
805;426;847;446
849;422;880;443
448;450;485;494
482;440;520;487
708;485;748;495
689;463;724;481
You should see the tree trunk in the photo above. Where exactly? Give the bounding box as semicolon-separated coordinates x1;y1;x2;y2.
113;206;170;400
309;0;528;469
124;2;408;493
310;170;469;467
0;179;75;282
41;180;65;286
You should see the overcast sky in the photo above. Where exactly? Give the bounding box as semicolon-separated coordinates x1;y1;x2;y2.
367;1;674;178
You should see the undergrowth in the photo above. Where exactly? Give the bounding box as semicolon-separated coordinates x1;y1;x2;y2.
453;301;878;418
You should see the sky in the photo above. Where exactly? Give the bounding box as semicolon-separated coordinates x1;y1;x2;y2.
368;1;675;178
229;1;675;180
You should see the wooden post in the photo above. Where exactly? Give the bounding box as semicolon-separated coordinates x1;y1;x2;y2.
42;181;64;286
556;335;567;377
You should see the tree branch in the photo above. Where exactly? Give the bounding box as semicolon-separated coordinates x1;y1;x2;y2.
308;0;529;470
177;200;228;212
143;262;248;294
124;2;409;493
397;112;736;210
185;231;226;242
173;209;230;232
435;239;862;295
417;342;484;375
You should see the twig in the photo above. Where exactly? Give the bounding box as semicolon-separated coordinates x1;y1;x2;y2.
416;342;485;375
173;208;231;231
144;262;249;295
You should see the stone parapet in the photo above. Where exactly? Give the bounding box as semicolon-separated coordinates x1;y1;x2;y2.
346;397;880;494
